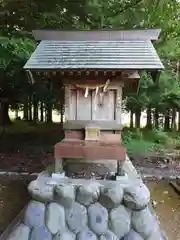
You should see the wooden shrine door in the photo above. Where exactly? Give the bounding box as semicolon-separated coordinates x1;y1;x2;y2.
92;90;115;121
69;89;115;121
76;90;91;120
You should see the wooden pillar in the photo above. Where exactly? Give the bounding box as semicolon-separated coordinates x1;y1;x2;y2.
115;84;123;125
55;157;64;173
64;85;70;121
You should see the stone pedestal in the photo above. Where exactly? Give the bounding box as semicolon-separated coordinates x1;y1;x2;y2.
5;174;164;240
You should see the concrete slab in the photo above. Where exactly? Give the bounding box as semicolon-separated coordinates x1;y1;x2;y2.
65;155;142;183
65;158;117;173
122;156;142;183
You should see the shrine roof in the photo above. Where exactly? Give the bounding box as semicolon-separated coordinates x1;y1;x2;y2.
24;29;164;70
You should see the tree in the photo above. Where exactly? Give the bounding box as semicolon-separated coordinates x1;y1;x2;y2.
123;0;180;130
0;36;35;124
0;0;180;127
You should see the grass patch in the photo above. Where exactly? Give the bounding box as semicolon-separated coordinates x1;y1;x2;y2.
125;139;163;155
122;128;178;155
0;120;64;153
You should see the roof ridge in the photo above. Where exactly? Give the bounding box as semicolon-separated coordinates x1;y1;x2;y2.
32;29;161;41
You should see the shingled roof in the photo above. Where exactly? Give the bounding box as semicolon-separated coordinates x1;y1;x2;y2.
24;29;164;71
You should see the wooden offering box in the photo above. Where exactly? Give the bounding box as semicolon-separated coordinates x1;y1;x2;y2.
85;124;100;141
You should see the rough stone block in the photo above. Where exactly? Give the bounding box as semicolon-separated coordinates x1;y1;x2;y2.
46;202;66;235
54;231;76;240
55;184;75;208
24;200;45;228
5;175;165;240
28;179;54;202
132;207;158;239
76;182;101;206
99;184;123;209
7;223;30;240
123;183;150;210
122;230;144;240
65;202;88;234
99;230;119;240
147;226;164;240
30;226;52;240
88;202;108;235
77;228;98;240
109;205;131;239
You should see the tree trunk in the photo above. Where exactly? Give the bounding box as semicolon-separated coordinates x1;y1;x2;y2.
60;104;64;124
45;109;48;122
146;108;152;129
135;109;141;129
177;61;180;131
46;80;53;123
164;108;170;131
178;111;180;131
40;102;44;122
0;102;12;125
33;93;39;122
171;108;176;131
130;111;134;128
28;95;32;121
46;102;52;123
60;86;65;124
15;109;18;119
154;108;159;129
23;96;28;120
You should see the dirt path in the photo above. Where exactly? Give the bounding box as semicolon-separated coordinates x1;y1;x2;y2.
0;177;29;234
147;181;180;240
1;152;180;181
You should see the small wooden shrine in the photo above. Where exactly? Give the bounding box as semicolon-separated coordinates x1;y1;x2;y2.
24;29;164;176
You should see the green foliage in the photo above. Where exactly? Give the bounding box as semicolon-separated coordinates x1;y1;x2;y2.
1;121;64;153
144;129;170;144
122;128;176;154
0;37;35;105
0;0;180;130
126;139;162;155
0;37;35;71
125;72;155;112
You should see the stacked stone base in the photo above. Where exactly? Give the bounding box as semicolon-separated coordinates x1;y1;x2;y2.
7;175;164;240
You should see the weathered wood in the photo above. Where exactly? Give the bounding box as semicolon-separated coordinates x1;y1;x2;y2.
63;120;123;130
64;85;70;121
32;29;161;41
54;140;126;161
66;85;121;123
116;86;122;125
92;90;115;121
77;90;91;120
